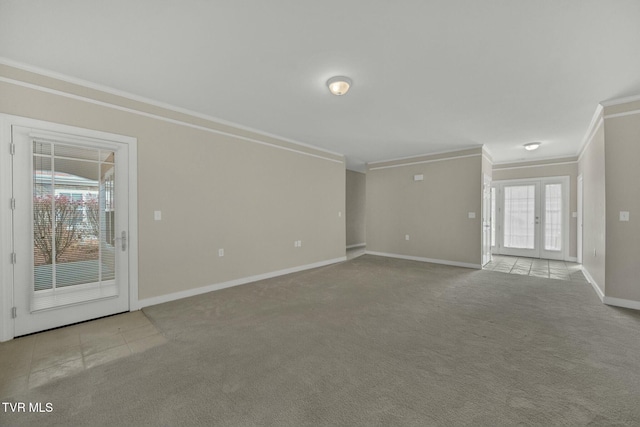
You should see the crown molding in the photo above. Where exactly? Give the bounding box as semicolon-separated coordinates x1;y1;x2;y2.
576;104;604;163
0;57;345;160
367;145;481;166
600;93;640;107
493;155;578;168
492;160;578;171
368;153;481;171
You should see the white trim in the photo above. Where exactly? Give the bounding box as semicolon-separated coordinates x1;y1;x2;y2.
581;266;604;302
0;76;344;165
482;145;494;164
603;110;640;120
565;256;577;262
0;118;13;342
493;160;577;171
600;93;640;107
368;153;481;171
346;243;366;249
577;174;583;264
492;176;568;185
492;155;579;167
577;105;604;163
365;251;481;269
603;296;640;311
138;257;347;308
482;153;494;165
127;140;139;311
0;57;345;159
367;146;481;166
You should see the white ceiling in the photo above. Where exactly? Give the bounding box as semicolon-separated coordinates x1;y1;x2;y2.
1;1;639;170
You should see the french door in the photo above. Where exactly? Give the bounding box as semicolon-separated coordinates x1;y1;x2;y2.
492;177;569;260
4;120;135;337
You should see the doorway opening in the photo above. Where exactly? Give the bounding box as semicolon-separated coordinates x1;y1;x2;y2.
0;115;138;341
490;177;570;262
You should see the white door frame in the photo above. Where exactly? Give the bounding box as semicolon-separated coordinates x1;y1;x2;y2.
492;176;570;261
577;174;583;264
0;114;139;342
482;174;492;266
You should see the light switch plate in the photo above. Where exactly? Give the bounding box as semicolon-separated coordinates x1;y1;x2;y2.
620;211;630;221
414;174;424;181
468;212;476;219
154;211;162;221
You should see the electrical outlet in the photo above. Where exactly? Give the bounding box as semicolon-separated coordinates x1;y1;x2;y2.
468;212;476;219
405;234;410;241
154;211;162;221
218;248;224;257
620;211;630;221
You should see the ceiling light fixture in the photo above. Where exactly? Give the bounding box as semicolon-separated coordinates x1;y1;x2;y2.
327;76;352;96
524;142;541;151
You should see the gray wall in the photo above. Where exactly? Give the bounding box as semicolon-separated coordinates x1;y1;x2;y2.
366;149;483;267
578;118;606;293
0;64;346;301
346;170;366;247
603;100;640;302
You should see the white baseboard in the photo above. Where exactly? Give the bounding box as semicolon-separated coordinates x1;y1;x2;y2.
565;256;578;262
365;251;481;269
346;243;366;249
603;296;640;311
138;256;346;308
580;266;604;302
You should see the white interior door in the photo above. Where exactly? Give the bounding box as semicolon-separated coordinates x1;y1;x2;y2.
493;177;569;261
11;125;130;336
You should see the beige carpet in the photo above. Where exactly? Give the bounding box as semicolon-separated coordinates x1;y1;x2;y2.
3;255;640;426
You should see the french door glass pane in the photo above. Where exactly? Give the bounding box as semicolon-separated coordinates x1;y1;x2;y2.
544;184;562;251
503;185;535;249
32;140;117;308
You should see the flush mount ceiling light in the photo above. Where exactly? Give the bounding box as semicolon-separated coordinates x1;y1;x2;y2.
327;76;352;96
524;142;541;151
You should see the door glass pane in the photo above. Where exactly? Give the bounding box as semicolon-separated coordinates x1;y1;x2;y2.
544;183;562;251
503;185;535;249
32;140;117;310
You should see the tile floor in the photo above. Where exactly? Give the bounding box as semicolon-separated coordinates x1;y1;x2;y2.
484;255;588;282
0;310;166;398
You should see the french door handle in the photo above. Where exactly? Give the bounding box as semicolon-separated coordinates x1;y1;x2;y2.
120;231;127;251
